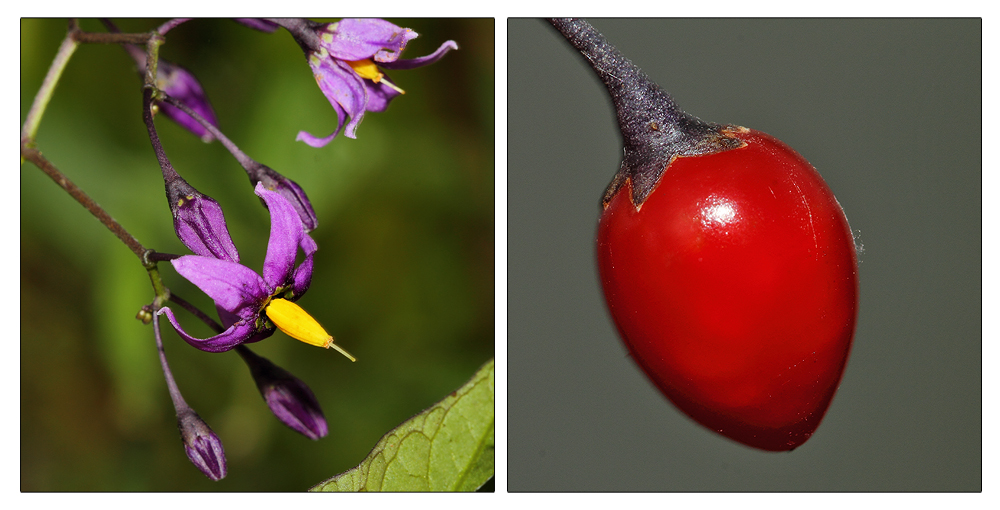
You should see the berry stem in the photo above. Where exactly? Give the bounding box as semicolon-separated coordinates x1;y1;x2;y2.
548;18;742;208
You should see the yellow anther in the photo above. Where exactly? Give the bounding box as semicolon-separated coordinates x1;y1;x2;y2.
264;298;356;361
346;59;382;81
346;59;405;94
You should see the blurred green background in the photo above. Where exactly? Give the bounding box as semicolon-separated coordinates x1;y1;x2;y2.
21;18;494;491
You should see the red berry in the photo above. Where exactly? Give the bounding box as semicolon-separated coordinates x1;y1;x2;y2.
597;127;858;451
548;18;858;450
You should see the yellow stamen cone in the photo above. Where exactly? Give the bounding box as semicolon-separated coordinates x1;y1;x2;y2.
264;298;356;362
346;58;405;94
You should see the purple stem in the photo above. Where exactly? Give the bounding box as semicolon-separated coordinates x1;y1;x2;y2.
157;18;192;35
153;312;191;412
158;94;255;169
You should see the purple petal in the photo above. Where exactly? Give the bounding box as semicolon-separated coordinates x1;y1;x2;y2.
171;256;268;315
294;96;345;147
291;233;317;298
216;305;275;345
216;305;239;329
246;163;318;231
157;307;259;353
309;57;369;140
295;129;341;148
320;19;417;62
379;40;458;70
364;78;403;113
256;183;305;290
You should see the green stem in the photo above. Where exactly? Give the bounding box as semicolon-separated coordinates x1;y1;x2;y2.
142;33;164;88
147;263;170;306
21;30;79;149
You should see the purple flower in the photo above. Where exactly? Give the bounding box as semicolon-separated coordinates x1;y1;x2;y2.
157;183;354;360
279;18;458;147
237;346;328;440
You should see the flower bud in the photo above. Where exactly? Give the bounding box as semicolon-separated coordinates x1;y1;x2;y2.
164;174;240;263
154;59;220;143
237;346;328;440
177;407;227;481
110;22;219;142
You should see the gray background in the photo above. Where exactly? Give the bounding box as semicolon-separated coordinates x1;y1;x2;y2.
508;19;980;491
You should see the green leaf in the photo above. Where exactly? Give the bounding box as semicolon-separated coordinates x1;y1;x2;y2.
311;358;495;492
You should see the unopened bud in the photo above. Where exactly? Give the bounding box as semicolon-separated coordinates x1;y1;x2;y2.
164;176;240;263
177;408;227;481
237;346;328;440
155;60;220;143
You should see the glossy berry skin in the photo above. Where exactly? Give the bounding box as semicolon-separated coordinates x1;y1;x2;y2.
597;128;858;451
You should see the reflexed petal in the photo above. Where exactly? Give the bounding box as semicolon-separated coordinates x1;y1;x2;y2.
256;183;305;290
295;129;341;148
379;40;459;70
171;256;268;315
157;307;259;353
291;233;318;298
321;18;417;62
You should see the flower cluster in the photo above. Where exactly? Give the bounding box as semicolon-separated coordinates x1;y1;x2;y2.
124;17;454;481
272;18;458;147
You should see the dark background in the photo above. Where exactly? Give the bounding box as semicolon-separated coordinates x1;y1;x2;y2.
21;18;494;491
508;18;980;491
